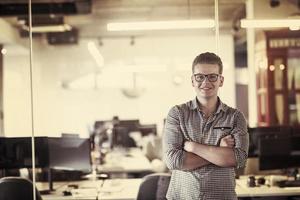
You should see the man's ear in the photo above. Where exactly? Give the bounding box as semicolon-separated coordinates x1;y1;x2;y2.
219;76;224;87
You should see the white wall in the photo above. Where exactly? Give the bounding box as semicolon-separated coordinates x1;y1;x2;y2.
4;34;235;137
3;52;32;137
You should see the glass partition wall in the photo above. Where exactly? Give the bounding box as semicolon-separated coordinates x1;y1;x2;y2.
0;0;298;199
0;0;33;195
1;0;298;197
4;0;299;198
29;0;230;194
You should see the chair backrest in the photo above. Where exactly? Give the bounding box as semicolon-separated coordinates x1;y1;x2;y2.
137;173;171;200
0;177;42;200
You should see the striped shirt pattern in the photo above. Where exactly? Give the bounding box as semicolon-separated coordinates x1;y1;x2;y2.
163;98;249;200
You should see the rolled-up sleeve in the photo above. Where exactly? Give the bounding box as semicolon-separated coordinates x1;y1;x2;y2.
232;110;249;169
163;106;186;170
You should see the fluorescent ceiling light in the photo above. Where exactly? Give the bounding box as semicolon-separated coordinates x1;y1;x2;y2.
289;26;300;31
107;20;215;31
104;64;167;73
241;19;300;28
1;48;7;55
22;24;72;33
87;41;104;68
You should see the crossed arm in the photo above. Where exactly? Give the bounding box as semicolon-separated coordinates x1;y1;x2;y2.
181;135;236;170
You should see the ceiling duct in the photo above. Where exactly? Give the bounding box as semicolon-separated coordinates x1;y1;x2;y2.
18;15;73;36
18;15;64;26
46;28;78;45
0;0;91;16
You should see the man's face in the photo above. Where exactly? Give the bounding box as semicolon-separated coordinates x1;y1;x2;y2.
191;63;224;99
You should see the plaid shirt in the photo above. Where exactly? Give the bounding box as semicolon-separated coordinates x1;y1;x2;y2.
163;98;249;200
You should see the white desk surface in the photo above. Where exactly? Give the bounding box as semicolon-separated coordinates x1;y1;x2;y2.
236;176;300;197
99;179;142;200
97;148;153;173
38;179;141;200
39;176;300;200
38;179;103;200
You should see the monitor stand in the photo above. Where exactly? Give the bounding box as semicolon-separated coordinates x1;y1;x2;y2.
283;168;299;180
290;168;299;180
39;168;55;195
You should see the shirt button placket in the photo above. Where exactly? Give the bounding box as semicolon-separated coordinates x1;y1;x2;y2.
199;192;205;200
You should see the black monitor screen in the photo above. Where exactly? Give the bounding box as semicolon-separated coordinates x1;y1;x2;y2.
48;137;91;172
0;137;49;169
259;128;291;170
290;128;300;168
139;124;157;136
257;126;300;170
94;120;113;130
248;127;260;157
118;120;140;132
112;127;136;148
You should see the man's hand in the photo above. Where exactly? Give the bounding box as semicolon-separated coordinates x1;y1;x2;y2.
220;135;235;148
184;141;195;152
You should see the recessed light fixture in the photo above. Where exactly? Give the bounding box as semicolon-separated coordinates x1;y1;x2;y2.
240;19;300;28
1;48;7;55
107;20;215;31
22;24;72;33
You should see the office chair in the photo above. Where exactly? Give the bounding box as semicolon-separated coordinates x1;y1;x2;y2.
0;177;42;200
137;173;171;200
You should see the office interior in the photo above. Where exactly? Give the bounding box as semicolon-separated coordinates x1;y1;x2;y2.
0;0;300;199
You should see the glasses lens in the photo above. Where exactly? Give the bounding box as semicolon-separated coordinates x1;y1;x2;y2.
208;74;218;82
195;74;205;82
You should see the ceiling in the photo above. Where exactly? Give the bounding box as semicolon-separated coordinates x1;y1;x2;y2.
67;0;246;38
1;0;247;39
2;0;300;40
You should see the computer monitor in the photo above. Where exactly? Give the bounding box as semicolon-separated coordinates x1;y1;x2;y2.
94;120;113;130
117;119;140;132
0;136;91;192
290;126;300;169
258;126;291;170
112;126;136;148
247;127;260;158
48;137;91;172
0;137;49;169
255;126;300;170
138;124;157;136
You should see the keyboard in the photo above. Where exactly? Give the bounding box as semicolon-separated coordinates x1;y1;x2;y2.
277;180;300;187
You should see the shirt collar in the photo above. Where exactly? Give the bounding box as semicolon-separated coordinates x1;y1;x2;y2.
189;97;227;114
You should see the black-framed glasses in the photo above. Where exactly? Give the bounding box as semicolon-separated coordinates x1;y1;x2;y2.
193;73;220;82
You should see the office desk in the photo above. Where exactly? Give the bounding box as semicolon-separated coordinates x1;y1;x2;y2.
39;179;140;200
99;179;142;200
40;176;300;200
97;148;153;174
37;180;103;200
100;178;300;200
236;176;300;198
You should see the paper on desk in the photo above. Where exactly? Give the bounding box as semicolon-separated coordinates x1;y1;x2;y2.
100;179;124;193
283;187;300;190
100;185;124;193
71;188;98;198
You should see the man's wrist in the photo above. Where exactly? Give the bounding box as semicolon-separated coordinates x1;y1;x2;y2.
191;141;197;153
193;142;203;155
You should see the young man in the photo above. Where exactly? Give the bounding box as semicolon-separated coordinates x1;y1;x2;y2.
163;52;249;200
